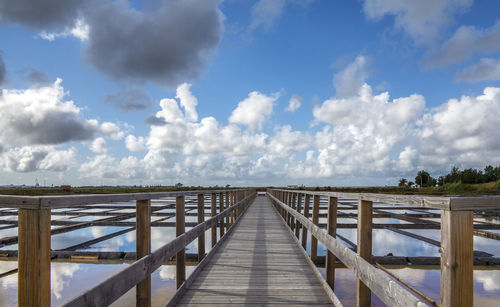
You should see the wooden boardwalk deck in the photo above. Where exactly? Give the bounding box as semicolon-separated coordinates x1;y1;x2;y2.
176;196;333;306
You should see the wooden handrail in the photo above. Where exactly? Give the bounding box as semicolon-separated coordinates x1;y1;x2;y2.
0;188;248;209
267;192;428;307
270;188;500;211
62;191;255;307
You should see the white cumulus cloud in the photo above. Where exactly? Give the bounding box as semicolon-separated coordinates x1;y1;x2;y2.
125;135;146;152
229;91;278;131
90;137;107;154
285;95;303;112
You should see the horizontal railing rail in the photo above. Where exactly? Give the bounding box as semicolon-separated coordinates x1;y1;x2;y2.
267;192;428;307
0;188;249;209
270;188;500;211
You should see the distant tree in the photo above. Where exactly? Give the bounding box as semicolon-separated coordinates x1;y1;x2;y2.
415;170;436;187
175;182;183;188
438;176;445;187
398;178;407;187
225;184;230;188
408;181;414;188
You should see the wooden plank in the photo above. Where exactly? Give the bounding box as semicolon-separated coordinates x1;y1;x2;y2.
136;199;151;307
326;196;337;290
450;196;500;211
176;196;186;289
357;200;373;307
441;210;473;307
0;195;41;209
176;196;334;306
18;208;51;307
311;195;320;264
165;194;253;307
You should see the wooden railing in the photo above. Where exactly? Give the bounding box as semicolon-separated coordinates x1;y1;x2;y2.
267;189;500;307
0;189;256;307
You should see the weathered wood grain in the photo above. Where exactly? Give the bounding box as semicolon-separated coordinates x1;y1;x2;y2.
197;194;205;261
310;195;320;264
441;210;473;307
18;208;51;307
176;196;335;306
176;196;186;289
326;196;337;290
357;200;373;307
136;199;151;307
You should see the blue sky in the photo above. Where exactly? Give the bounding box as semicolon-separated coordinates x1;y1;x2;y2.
1;0;500;187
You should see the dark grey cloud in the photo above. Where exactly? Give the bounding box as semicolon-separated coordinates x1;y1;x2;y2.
0;54;5;85
0;0;83;30
103;87;154;110
455;58;500;82
10;111;96;144
84;0;222;86
1;1;222;86
145;115;167;126
25;69;51;87
424;21;500;68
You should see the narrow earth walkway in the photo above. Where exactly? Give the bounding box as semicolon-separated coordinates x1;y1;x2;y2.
176;195;333;306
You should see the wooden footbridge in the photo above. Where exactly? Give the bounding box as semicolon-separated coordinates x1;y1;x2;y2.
1;189;500;306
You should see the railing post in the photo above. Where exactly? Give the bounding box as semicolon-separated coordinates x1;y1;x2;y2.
219;192;225;238
311;195;320;263
326;196;338;290
225;192;230;229
136;199;151;307
211;193;217;247
287;192;292;227
295;193;302;238
197;194;205;261
231;191;235;224
357;199;373;307
176;195;186;289
441;210;473;307
18;208;51;307
302;194;311;249
291;193;297;230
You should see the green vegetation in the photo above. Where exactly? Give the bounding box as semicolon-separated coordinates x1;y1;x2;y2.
399;165;500;188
